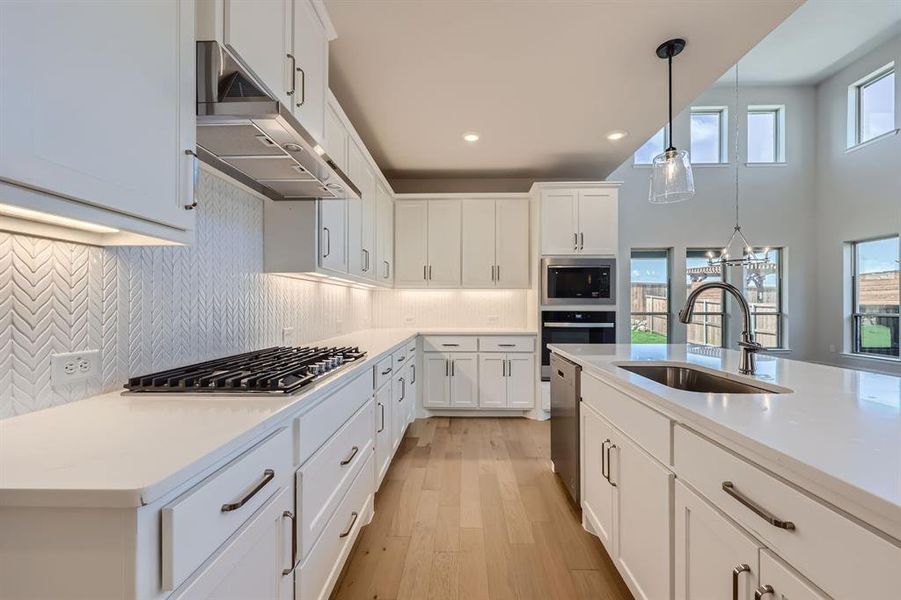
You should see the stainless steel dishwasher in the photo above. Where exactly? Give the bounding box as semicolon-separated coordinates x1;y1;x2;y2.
550;352;581;505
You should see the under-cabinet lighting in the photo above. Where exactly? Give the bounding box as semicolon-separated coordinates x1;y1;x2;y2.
0;202;119;234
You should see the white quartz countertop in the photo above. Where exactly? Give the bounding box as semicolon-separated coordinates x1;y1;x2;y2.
548;343;901;539
0;327;535;509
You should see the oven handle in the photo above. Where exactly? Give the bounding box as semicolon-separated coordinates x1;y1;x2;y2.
542;322;615;328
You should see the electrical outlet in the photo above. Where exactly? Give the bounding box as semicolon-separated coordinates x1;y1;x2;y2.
487;314;499;324
403;316;415;325
51;350;100;385
282;327;295;346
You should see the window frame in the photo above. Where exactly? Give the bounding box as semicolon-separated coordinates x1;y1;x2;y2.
742;248;785;350
849;235;900;360
746;105;786;164
847;62;896;148
632;128;668;166
689;106;728;164
629;249;671;343
685;249;728;348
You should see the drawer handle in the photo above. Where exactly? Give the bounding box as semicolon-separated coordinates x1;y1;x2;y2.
498;343;516;347
754;584;775;599
442;343;460;347
221;469;275;512
339;511;359;538
340;446;359;466
282;510;297;576
605;443;617;487
722;481;795;530
732;564;750;600
381;367;393;375
600;439;611;482
411;364;416;384
378;403;385;433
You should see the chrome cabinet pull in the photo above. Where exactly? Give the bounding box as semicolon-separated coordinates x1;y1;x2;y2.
184;149;199;209
400;377;406;400
496;265;500;280
322;227;330;257
754;585;774;599
286;54;296;96
499;343;515;347
732;564;751;600
378;402;385;432
445;359;449;376
340;446;359;466
339;511;359;538
384;260;390;279
572;233;578;250
442;343;459;347
282;510;297;576
221;469;275;512
605;443;617;487
381;367;393;375
722;481;795;530
490;265;495;281
451;360;455;376
423;265;428;280
579;232;584;250
295;66;305;107
411;364;416;384
600;439;610;481
428;265;432;280
506;359;512;377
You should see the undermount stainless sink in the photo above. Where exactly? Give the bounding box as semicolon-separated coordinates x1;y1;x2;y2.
617;364;782;394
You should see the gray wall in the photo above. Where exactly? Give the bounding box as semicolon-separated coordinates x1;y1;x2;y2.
812;34;901;374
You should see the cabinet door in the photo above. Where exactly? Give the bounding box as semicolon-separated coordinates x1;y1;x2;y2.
319;199;347;273
449;353;478;408
674;481;761;600
405;362;417;424
758;550;829;600
478;354;507;408
171;487;293;600
612;432;673;600
540;190;577;255
291;0;327;143
427;199;462;287
461;199;496;288
0;0;195;231
580;404;616;551
393;373;408;451
324;101;348;172
506;354;535;408
423;353;450;408
394;201;429;288
374;383;393;487
376;183;394;284
223;0;291;107
577;190;617;255
495;199;530;287
346;141;375;278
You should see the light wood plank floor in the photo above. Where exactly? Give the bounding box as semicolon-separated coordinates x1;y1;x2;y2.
331;417;634;600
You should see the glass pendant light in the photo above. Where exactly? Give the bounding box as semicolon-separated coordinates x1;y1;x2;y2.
649;38;695;204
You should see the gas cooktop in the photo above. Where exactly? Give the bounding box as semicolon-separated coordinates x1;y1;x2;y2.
124;346;367;395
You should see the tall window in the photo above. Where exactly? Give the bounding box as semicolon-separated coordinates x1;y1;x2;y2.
849;63;895;146
742;248;784;349
747;105;785;163
630;250;670;343
634;128;666;165
690;107;727;164
685;250;727;347
851;236;899;359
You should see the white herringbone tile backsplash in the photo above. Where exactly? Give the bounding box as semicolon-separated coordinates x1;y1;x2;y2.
0;171;372;418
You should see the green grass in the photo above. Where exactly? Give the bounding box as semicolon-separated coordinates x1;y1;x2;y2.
631;330;667;344
861;323;892;348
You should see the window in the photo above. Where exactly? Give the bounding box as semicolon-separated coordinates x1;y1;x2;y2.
690;107;727;163
851;236;899;359
747;105;785;163
685;250;727;347
633;128;666;165
849;63;895;146
742;248;784;349
630;250;670;343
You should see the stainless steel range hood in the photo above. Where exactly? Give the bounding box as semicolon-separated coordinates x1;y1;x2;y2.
195;41;359;201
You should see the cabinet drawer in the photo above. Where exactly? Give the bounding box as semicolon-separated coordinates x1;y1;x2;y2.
374;355;394;390
581;373;671;464
298;369;372;464
407;339;416;355
674;426;901;600
162;428;292;591
297;399;374;559
393;347;409;365
298;453;374;600
422;335;477;352
479;336;535;352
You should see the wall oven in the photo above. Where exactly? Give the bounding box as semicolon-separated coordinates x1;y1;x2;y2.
541;257;615;305
541;310;616;380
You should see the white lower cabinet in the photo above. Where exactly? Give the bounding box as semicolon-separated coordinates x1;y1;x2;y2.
674;481;761;600
374;381;393;486
757;550;829;600
478;353;535;409
392;370;409;450
422;352;478;408
581;404;616;550
171;487;294;600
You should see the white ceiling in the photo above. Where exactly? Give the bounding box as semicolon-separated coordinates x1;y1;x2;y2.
325;0;802;185
721;0;901;86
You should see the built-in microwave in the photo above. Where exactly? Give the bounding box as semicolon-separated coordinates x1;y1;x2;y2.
541;257;616;305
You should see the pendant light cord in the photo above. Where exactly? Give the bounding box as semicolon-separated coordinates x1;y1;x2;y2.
734;63;740;229
667;53;675;152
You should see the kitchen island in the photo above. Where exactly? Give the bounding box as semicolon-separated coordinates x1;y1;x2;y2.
549;343;900;600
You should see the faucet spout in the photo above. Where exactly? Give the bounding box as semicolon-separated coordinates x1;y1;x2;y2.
679;281;763;375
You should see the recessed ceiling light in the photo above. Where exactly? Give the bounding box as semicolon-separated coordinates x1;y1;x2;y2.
462;132;480;143
605;130;628;141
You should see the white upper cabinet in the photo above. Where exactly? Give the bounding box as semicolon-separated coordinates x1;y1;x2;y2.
394;201;430;287
461;198;529;288
290;0;329;143
324;100;349;172
426;199;462;287
461;200;497;288
319;199;347;273
346;140;376;279
538;184;619;256
376;183;394;284
0;0;196;244
221;0;291;106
